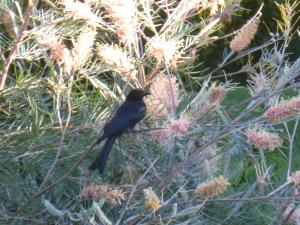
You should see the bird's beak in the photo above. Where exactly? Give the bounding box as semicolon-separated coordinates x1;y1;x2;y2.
142;91;151;97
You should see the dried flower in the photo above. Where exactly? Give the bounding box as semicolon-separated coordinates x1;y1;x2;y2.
196;175;230;198
61;0;99;26
148;36;181;68
97;44;136;78
246;127;282;150
72;27;97;70
80;185;126;205
230;13;261;52
265;97;300;123
194;84;227;119
37;31;74;74
38;34;64;61
143;187;161;212
149;73;179;116
101;0;136;45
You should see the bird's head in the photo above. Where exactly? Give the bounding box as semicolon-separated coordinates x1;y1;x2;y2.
126;89;150;101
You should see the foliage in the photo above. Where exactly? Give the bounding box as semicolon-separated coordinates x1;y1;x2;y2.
0;0;300;224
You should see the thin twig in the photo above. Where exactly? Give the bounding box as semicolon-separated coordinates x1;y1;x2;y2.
285;117;299;178
115;158;158;225
37;87;73;192
267;181;291;198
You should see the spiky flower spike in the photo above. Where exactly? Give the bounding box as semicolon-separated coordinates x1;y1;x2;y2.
196;175;230;198
150;128;170;143
37;30;74;74
148;72;179;116
143;187;161;212
265;97;300;123
97;44;136;78
246;127;282;150
194;84;227;119
230;9;262;52
101;0;136;45
151;118;190;143
72;27;97;71
248;74;270;97
169;118;190;135
61;0;99;26
80;185;125;205
147;36;181;68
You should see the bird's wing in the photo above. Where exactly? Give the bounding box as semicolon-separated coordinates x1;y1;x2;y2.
103;101;146;137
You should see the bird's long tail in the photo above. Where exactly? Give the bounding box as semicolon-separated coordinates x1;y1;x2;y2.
89;136;118;173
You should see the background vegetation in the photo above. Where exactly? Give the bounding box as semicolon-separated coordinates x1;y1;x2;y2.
0;0;300;224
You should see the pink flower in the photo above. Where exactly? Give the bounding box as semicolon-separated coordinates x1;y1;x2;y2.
265;97;300;123
151;129;170;143
151;118;190;144
246;127;282;150
230;12;261;52
169;118;190;135
149;73;180;116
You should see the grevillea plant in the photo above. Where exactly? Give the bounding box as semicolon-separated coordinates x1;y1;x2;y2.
0;0;300;224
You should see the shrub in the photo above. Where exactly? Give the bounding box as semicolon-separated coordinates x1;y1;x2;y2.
0;0;299;224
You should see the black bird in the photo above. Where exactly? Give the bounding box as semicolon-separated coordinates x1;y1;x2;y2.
89;89;150;173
